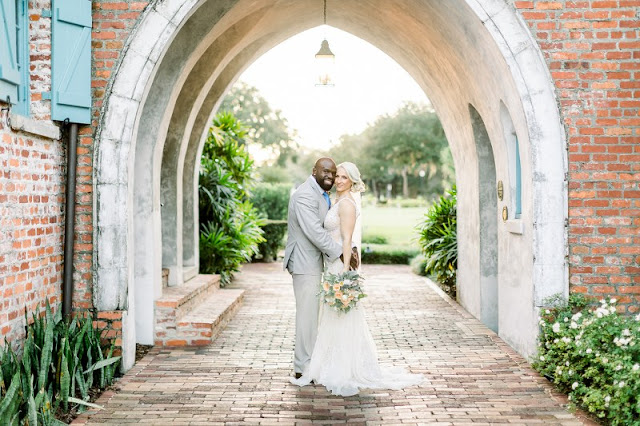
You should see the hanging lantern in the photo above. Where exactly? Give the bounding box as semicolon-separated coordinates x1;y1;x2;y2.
314;0;335;87
315;39;335;86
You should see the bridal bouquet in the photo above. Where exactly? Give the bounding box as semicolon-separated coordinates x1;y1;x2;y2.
319;270;367;314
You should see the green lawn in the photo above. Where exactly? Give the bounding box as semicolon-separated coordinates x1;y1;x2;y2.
361;206;426;249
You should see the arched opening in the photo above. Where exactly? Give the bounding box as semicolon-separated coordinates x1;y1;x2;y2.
470;104;499;333
94;0;567;369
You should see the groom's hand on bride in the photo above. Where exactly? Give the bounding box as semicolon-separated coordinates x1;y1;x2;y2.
349;247;359;270
339;247;360;270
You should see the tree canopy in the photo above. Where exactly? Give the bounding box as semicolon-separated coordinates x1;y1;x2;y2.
332;102;454;199
219;82;298;166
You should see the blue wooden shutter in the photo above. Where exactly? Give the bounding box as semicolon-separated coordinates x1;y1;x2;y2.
51;0;91;124
0;0;20;104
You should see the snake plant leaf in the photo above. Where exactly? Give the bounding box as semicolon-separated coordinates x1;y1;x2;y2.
27;375;37;426
51;301;62;326
74;367;89;400
38;314;54;392
34;387;44;410
59;341;70;410
83;356;121;375
0;371;20;421
22;334;33;379
68;396;105;410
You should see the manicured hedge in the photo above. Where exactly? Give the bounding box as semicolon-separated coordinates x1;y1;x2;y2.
361;244;419;265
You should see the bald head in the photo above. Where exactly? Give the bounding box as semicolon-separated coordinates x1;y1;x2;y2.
312;157;337;191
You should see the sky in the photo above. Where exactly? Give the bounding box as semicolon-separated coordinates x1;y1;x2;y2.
238;26;429;154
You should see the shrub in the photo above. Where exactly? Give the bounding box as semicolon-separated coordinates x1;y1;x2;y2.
416;186;457;295
362;234;388;245
361;244;419;265
251;183;291;220
0;302;120;424
199;200;265;285
255;220;287;262
250;183;291;262
198;112;265;285
256;165;291;184
392;197;431;208
533;294;640;424
410;254;428;276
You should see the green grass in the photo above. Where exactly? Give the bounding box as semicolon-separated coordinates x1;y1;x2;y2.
362;206;426;249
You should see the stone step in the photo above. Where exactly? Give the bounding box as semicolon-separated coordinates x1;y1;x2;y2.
173;289;245;346
154;274;244;347
155;274;220;320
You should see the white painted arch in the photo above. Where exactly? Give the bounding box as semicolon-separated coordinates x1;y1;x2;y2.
94;0;568;370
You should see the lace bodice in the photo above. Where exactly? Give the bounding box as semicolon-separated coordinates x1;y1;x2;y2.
324;196;359;246
324;196;360;274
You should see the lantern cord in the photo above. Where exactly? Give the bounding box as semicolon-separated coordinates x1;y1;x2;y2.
323;0;327;25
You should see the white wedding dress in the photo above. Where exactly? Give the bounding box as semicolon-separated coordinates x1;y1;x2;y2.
291;197;423;396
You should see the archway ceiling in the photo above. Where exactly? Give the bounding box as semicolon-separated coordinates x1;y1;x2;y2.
150;0;524;165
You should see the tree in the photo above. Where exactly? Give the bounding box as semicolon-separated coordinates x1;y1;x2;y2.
219;82;299;166
332;102;453;199
369;103;449;198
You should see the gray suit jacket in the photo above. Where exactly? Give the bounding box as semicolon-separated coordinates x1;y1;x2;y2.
283;176;342;275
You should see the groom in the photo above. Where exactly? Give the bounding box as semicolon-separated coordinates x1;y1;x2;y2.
284;157;343;378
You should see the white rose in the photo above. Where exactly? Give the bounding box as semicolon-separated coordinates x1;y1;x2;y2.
552;323;561;333
572;382;579;390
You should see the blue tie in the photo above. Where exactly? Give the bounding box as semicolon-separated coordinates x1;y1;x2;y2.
322;192;331;209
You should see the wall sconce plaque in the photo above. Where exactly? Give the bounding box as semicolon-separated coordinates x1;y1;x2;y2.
502;206;508;222
497;180;503;201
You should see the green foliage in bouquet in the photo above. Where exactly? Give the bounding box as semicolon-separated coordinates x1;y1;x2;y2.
199;112;265;285
533;294;640;424
319;271;367;314
416;186;457;293
0;302;120;425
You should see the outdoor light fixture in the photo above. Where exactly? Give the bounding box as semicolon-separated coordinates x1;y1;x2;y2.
315;0;335;87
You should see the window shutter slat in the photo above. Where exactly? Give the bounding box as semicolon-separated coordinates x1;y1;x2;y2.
0;0;20;104
51;0;92;123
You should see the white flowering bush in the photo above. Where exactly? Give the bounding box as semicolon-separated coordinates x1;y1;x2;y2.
534;294;640;424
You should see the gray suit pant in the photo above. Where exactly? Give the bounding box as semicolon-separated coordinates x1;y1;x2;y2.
292;273;321;374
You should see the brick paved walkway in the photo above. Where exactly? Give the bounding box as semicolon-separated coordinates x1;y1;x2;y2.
74;264;595;425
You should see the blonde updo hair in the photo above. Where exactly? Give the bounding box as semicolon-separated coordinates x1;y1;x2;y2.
338;162;366;193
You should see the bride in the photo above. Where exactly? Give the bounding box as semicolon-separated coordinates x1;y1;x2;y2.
290;161;423;396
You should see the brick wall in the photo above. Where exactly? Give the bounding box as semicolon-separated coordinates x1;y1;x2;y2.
1;0;639;348
516;0;640;313
0;0;64;347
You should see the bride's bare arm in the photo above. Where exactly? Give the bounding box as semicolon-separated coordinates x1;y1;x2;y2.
338;199;357;273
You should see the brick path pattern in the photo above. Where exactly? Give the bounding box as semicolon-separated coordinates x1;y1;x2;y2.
73;264;595;425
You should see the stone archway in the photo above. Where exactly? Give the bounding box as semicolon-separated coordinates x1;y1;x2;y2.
94;0;567;370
